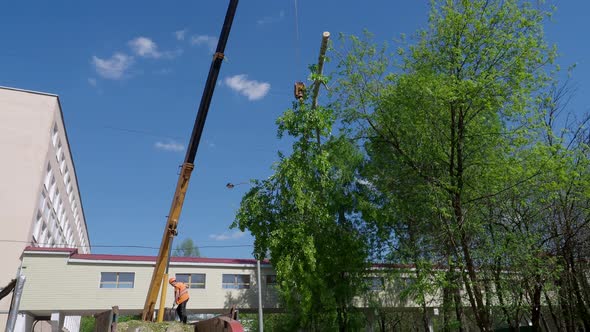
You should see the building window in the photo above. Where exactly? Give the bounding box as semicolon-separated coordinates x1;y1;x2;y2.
40;221;48;243
52;124;58;146
100;272;135;288
175;273;206;289
266;275;277;286
222;274;250;289
43;202;51;220
57;199;63;219
33;211;43;243
49;177;57;201
56;141;63;163
64;167;71;189
59;154;66;173
38;192;46;212
53;189;60;210
49;213;56;231
365;277;384;291
401;277;416;287
44;164;52;190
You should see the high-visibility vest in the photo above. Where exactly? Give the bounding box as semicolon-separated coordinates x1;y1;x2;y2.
174;282;190;304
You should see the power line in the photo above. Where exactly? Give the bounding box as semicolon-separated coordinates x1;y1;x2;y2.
293;0;301;71
102;125;184;140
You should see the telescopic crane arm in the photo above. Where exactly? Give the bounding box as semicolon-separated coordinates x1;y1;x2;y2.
141;0;239;321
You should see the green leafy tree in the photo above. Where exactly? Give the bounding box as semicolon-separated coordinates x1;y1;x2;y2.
536;105;590;331
233;68;368;331
173;238;200;257
335;1;559;330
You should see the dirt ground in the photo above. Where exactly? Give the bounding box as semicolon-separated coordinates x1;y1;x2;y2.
116;320;194;332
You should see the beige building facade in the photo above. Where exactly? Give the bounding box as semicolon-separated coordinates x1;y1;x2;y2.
0;87;90;331
19;247;278;331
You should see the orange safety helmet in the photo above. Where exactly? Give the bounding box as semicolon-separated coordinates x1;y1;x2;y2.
169;277;176;284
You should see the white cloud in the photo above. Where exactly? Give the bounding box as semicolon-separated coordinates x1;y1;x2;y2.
257;10;285;25
175;29;187;41
190;34;218;52
129;37;162;58
154;140;185;152
128;37;182;59
224;74;270;101
88;78;97;87
209;231;245;241
92;53;134;80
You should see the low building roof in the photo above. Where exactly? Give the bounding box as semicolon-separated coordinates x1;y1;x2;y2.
23;246;271;266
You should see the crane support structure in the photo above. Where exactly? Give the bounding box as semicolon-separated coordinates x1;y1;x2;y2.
141;0;239;321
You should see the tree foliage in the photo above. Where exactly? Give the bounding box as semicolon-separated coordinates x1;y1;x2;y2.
234;1;590;331
173;238;200;257
233;67;369;331
334;0;589;331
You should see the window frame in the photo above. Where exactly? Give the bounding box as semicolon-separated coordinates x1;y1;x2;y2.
266;275;277;286
222;274;251;289
99;272;135;289
365;276;385;291
175;273;207;289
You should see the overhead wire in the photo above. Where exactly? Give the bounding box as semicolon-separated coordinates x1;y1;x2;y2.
293;0;301;72
102;125;184;141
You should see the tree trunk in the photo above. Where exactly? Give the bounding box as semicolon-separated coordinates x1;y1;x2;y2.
443;270;453;332
453;285;465;332
568;262;590;331
451;103;491;332
540;311;551;332
558;278;575;332
543;290;562;331
530;280;543;332
422;303;430;332
459;232;491;331
336;306;347;332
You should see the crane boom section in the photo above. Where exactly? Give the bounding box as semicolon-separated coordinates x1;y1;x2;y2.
141;0;239;321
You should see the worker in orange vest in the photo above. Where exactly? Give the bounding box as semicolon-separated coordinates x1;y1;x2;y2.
169;277;190;324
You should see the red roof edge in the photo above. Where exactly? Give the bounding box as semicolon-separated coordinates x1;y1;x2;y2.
22;247;422;270
23;246;78;254
23;247;271;265
69;253;270;265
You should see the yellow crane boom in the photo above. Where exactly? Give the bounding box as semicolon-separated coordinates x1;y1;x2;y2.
141;0;240;321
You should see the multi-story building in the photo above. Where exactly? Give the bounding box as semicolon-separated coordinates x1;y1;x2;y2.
0;86;91;331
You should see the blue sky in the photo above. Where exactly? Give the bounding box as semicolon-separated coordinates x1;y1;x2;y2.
1;1;589;259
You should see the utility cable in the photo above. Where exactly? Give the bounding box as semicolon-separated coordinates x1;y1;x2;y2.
293;0;301;72
102;125;184;140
